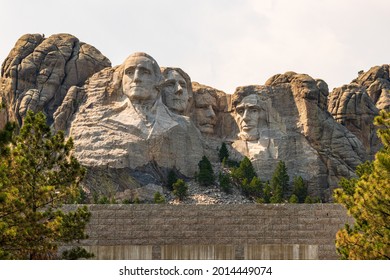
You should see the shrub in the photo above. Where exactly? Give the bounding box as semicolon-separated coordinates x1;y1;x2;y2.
61;246;94;260
289;194;299;203
218;172;232;194
153;192;165;204
173;179;188;201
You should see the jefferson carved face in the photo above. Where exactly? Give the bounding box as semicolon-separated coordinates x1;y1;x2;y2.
194;92;217;134
162;70;189;114
122;54;161;104
235;94;261;140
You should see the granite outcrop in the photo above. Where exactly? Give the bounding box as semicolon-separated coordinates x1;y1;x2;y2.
0;33;110;127
1;33;388;202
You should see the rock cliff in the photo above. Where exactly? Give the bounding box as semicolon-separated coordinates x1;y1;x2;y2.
328;65;390;157
228;73;366;200
0;33;111;128
56;53;204;193
1;33;388;202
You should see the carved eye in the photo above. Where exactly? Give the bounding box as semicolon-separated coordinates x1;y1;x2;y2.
237;109;244;115
179;81;186;88
250;108;259;113
125;68;135;75
165;81;175;88
141;68;151;75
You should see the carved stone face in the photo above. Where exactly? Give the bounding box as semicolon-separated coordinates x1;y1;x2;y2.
122;55;160;104
194;93;217;134
162;70;189;114
235;95;261;140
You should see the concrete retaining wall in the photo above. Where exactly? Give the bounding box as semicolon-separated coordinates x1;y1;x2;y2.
63;204;352;260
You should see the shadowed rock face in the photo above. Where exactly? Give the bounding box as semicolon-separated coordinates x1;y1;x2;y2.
0;33;111;126
328;65;390;157
191;82;232;139
1;34;385;202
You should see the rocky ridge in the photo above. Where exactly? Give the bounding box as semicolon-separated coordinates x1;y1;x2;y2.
328;65;390;157
1;33;389;203
0;33;111;127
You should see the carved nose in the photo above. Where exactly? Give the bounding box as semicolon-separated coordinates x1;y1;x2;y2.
242;109;250;120
133;69;141;83
175;83;183;95
206;106;216;118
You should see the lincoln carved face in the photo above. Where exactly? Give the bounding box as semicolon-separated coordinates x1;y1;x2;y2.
122;53;162;105
235;94;261;141
162;69;190;114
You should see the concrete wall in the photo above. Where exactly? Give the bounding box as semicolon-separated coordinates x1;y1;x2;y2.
63;204;352;260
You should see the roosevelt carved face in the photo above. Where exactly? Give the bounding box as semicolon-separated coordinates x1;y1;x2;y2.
235;95;261;141
194;92;217;134
122;54;161;105
162;70;189;114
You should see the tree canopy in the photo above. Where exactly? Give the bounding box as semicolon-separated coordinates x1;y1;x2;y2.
197;156;215;186
218;142;229;162
0;111;90;259
231;156;257;183
292;176;307;203
271;161;289;197
334;110;390;260
173;179;188;201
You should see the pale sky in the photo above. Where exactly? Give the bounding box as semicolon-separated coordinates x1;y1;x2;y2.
1;0;390;94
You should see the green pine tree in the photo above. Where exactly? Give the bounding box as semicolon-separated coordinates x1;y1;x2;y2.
333;109;390;260
243;176;263;198
218;142;229;162
269;184;283;203
292;176;307;203
218;172;232;194
263;182;272;203
0;111;91;260
173;179;188;201
271;161;289;199
231;156;257;182
197;156;215;186
0;121;15;157
153;192;165;204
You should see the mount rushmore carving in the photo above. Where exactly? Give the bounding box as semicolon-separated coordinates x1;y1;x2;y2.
1;33;389;201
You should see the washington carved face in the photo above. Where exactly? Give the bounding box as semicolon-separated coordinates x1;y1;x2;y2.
162;70;189;114
122;54;161;104
235;94;261;141
194;92;217;134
